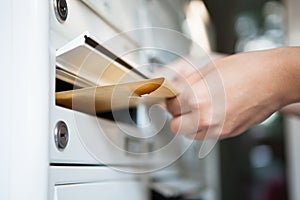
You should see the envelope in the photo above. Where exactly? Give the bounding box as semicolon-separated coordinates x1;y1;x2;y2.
56;77;179;113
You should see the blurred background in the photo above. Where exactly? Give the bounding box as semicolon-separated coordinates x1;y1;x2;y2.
200;0;294;199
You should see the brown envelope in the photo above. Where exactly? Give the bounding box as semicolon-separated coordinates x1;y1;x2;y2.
56;77;179;113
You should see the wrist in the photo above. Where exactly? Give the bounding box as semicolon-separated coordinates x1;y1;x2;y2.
275;47;300;105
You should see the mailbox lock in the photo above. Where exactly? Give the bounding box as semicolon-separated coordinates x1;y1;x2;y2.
54;121;69;151
54;0;68;23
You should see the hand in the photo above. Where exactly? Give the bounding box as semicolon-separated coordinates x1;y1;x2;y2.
166;48;300;140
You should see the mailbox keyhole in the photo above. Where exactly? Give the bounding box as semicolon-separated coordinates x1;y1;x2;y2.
54;121;69;151
54;0;68;23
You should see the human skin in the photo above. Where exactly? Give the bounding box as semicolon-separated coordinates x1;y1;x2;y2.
166;47;300;140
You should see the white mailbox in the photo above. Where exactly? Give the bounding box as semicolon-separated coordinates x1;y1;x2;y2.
0;1;220;200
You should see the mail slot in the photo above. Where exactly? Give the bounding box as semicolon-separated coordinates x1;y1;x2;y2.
55;32;179;113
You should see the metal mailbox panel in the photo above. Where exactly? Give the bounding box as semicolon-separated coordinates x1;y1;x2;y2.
55;181;145;200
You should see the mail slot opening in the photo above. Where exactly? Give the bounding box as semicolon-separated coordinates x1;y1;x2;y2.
55;74;138;123
54;33;178;122
55;76;80;92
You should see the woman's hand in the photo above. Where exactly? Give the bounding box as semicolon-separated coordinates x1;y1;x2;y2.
166;47;300;140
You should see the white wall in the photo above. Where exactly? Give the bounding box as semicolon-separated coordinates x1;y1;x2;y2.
0;1;50;199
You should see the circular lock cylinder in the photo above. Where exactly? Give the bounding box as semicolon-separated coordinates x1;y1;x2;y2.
54;121;69;151
54;0;68;23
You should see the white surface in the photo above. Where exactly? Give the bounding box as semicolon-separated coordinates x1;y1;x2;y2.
55;181;145;200
80;0;139;31
286;0;300;45
286;116;300;200
56;33;142;85
0;0;49;200
50;105;184;170
0;1;12;200
285;0;300;200
49;166;146;200
286;117;300;200
49;166;136;185
204;142;220;200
